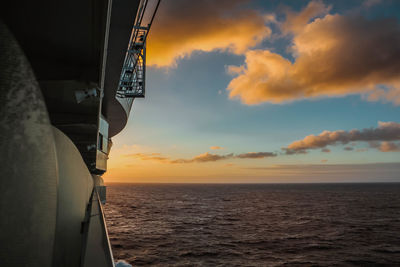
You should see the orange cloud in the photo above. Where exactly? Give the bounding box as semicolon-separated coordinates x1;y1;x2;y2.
210;146;224;150
282;0;331;34
235;152;276;159
171;152;234;163
227;2;400;105
125;153;170;162
127;151;276;164
284;121;400;154
147;0;270;67
377;141;400;152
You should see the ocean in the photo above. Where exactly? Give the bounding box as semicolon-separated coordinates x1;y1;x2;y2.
104;183;400;266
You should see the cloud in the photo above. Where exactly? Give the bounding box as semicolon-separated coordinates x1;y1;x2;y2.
125;153;170;162
344;146;354;151
284;121;400;154
172;151;276;163
321;148;331;153
377;141;400;152
147;0;271;67
363;0;382;8
235;152;276;159
171;152;234;163
282;0;331;34
127;151;276;164
210;146;224;150
282;148;307;155
227;2;400;105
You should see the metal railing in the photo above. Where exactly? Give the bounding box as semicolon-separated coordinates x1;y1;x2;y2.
116;0;160;98
80;188;114;267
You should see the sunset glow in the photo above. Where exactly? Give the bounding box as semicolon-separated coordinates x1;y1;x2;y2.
104;0;400;183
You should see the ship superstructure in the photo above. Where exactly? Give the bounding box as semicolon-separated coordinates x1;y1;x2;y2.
0;0;159;266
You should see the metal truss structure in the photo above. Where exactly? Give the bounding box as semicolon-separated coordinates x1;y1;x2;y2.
116;0;160;98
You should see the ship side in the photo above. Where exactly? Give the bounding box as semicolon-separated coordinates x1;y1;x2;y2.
0;0;158;266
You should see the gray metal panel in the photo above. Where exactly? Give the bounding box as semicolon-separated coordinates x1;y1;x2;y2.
99;116;110;139
82;189;114;267
0;22;58;267
102;0;141;137
97;186;108;204
52;127;94;267
96;150;108;171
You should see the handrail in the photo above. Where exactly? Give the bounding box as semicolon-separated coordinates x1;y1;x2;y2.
80;188;115;267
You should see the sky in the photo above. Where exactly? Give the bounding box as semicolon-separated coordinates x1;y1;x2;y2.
104;0;400;183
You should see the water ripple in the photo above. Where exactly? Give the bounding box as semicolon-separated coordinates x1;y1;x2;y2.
104;183;400;266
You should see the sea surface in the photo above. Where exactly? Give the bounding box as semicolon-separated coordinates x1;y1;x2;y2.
104;183;400;266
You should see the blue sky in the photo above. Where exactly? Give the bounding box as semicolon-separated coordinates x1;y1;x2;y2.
105;0;400;182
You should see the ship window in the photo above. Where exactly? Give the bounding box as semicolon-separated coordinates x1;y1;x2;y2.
98;133;103;151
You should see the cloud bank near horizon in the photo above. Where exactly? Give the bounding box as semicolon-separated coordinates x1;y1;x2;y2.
126;151;277;164
284;121;400;154
124;121;400;164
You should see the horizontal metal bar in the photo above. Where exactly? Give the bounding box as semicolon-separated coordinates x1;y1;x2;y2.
133;26;149;30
